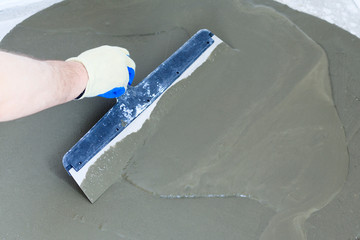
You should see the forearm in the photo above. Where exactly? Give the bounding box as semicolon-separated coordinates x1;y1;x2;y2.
0;51;88;122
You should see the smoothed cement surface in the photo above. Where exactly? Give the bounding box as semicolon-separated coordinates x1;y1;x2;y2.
0;0;359;239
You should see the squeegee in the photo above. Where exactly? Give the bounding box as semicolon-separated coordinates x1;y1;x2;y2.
62;29;223;203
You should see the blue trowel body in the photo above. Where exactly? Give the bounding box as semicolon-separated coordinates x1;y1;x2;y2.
62;29;223;203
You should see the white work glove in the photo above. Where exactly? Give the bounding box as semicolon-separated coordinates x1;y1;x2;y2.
67;45;135;99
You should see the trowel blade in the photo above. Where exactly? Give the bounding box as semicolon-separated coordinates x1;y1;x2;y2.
62;29;224;203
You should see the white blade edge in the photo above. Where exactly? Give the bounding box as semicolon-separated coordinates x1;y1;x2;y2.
69;35;223;186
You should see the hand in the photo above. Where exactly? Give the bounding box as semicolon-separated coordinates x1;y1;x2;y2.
67;45;135;99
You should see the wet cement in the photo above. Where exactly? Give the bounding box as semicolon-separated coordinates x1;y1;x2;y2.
0;0;359;239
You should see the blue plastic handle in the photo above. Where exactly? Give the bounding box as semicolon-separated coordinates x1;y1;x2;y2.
63;29;215;173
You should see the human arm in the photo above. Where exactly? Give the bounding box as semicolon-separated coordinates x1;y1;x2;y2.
0;51;88;122
0;46;135;122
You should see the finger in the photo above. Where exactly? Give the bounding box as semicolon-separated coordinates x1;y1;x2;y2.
97;86;126;98
116;47;130;56
127;67;135;85
126;56;135;70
